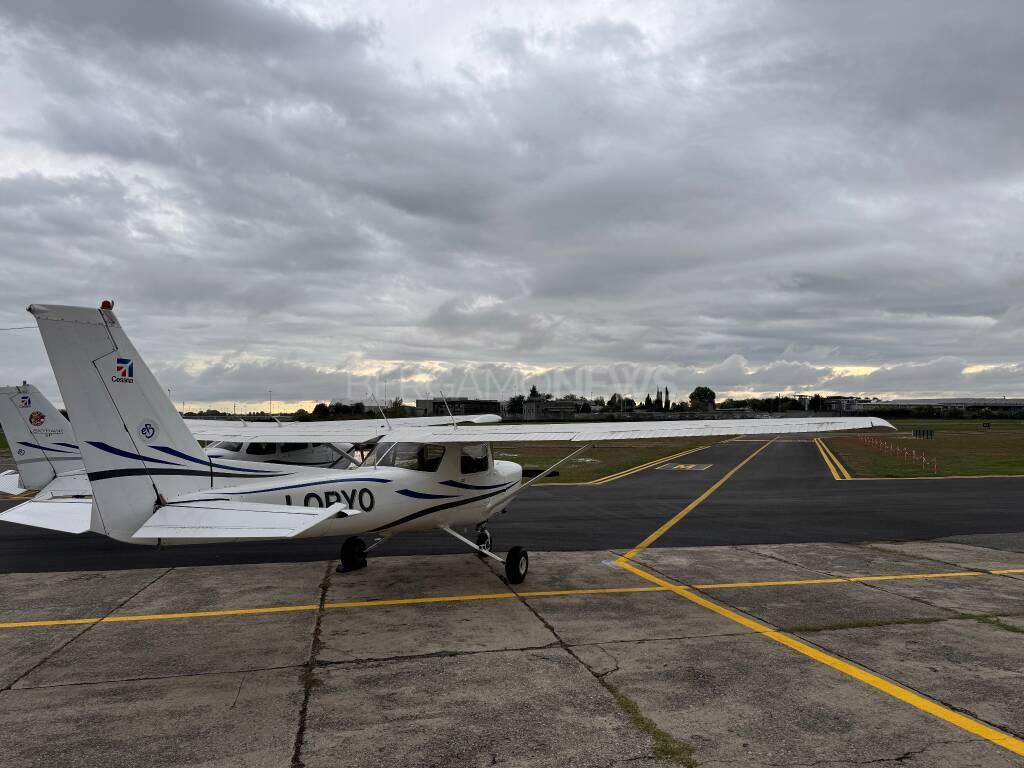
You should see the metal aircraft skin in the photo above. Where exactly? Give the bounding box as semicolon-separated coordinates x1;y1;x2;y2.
13;303;894;583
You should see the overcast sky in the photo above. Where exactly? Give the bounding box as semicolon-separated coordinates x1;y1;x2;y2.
1;0;1022;410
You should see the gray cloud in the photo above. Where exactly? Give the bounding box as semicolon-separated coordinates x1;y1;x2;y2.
0;0;1022;407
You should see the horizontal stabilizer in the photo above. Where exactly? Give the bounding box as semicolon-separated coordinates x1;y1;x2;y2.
0;470;26;496
132;500;344;540
0;498;92;534
32;469;92;501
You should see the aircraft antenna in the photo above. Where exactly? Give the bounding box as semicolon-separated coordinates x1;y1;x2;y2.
439;390;457;429
369;392;392;430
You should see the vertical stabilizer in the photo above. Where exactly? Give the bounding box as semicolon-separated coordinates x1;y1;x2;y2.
28;304;211;540
0;384;82;489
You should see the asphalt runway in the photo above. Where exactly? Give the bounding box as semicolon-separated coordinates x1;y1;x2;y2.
2;438;1023;572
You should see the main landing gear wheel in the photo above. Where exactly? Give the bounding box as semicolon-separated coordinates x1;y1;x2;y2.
338;536;367;573
475;528;492;558
504;546;529;585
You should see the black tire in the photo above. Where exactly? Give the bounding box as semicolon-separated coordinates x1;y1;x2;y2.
338;536;367;572
504;546;529;585
475;528;492;557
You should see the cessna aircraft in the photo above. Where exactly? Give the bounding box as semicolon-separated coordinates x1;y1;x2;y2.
0;382;501;498
9;303;893;584
0;383;82;495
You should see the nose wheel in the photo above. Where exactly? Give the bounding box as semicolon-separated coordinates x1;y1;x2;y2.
475;527;492;557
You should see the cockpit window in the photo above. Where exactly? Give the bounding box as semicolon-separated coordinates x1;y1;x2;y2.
245;442;277;456
365;442;445;472
460;444;490;474
280;443;309;453
217;442;243;453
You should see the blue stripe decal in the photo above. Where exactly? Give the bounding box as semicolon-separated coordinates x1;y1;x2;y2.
396;488;458;500
17;442;80;455
86;441;181;466
55;442;79;449
218;477;392;496
151;445;279;474
440;479;516;491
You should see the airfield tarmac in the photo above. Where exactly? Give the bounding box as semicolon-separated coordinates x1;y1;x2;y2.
2;437;1024;767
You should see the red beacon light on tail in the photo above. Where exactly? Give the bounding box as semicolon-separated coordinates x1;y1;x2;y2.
100;300;114;310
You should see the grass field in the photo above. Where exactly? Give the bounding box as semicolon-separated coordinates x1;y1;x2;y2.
825;419;1024;478
494;436;724;484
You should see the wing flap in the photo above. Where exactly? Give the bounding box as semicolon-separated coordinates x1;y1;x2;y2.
133;500;344;540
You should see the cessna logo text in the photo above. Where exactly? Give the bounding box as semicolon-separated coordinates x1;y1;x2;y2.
286;488;375;513
112;358;134;383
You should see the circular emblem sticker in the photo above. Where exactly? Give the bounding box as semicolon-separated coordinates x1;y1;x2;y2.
137;420;160;442
28;411;46;427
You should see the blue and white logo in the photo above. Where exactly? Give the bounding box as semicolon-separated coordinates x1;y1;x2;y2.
137;420;159;442
18;394;31;408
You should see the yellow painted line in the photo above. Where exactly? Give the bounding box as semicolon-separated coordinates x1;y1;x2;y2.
0;585;665;630
539;446;710;486
814;437;843;480
616;436;1024;758
618;559;1024;757
694;570;989;590
618;438;776;561
819;438;852;480
590;446;710;485
847;474;1024;481
7;565;1023;632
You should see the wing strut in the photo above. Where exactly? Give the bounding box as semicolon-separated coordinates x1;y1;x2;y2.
486;443;593;512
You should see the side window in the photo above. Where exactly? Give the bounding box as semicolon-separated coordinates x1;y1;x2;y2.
280;443;309;453
460;444;489;474
219;442;243;453
245;442;277;456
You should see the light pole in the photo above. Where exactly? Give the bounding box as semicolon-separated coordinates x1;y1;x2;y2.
268;390;273;416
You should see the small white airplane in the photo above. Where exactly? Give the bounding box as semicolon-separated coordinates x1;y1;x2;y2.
0;383;83;494
0;383;500;499
12;303;894;584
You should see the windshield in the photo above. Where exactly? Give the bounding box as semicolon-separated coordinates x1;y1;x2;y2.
364;442;445;472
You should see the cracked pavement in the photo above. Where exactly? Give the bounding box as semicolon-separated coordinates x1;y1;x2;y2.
0;542;1023;766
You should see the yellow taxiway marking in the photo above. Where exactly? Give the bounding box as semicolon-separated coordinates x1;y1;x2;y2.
617;559;1024;758
0;585;664;630
616;437;1024;759
545;445;711;486
814;437;851;480
5;566;1024;632
619;439;777;560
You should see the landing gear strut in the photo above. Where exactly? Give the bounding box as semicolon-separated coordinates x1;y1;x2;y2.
439;525;530;585
338;536;367;573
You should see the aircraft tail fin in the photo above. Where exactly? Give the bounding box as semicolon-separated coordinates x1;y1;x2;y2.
0;383;82;490
28;303;212;540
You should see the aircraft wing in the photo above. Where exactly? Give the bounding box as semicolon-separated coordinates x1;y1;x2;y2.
383;416;895;444
183;413;502;444
132;500;343;540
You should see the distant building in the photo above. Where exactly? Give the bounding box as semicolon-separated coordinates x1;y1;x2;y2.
414;397;501;418
522;397;579;422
